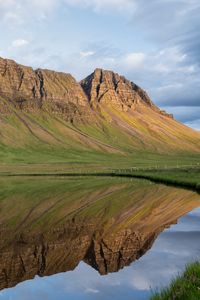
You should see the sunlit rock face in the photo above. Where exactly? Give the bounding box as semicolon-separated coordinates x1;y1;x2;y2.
0;177;199;290
0;57;171;120
80;68;172;118
0;57;91;121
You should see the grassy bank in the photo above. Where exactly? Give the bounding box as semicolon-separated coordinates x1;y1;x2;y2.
1;167;199;193
117;167;200;193
151;262;200;300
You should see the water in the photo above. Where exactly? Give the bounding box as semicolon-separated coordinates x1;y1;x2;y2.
0;176;200;299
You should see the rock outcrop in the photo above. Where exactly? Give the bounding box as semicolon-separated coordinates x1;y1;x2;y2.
0;57;91;121
0;57;173;121
81;68;173;118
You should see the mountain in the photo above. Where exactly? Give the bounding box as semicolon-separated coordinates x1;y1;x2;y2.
81;68;171;116
0;56;200;166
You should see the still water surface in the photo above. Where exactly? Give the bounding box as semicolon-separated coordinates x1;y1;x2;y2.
0;176;200;299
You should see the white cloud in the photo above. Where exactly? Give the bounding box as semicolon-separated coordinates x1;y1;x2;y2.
0;0;61;24
0;0;136;25
115;47;192;78
69;47;189;79
123;52;146;69
64;0;136;13
85;288;99;293
131;274;151;291
11;39;29;48
80;51;95;59
31;0;58;7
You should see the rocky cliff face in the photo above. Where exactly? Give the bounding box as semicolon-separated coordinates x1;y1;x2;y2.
0;57;90;121
0;57;173;121
81;68;173;118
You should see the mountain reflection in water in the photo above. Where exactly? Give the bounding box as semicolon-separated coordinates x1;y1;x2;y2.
0;176;199;292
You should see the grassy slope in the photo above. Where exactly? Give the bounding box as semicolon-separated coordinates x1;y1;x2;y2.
151;262;200;300
0;97;200;171
78;103;200;153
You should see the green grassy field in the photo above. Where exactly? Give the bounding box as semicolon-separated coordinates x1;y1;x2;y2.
116;167;200;192
151;262;200;300
0;142;199;168
1;166;199;193
0;106;199;170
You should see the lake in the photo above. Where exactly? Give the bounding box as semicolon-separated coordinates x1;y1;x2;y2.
0;176;200;299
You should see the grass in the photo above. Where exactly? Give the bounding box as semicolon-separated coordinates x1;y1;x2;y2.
0;104;199;186
1;167;199;193
116;167;200;193
0;105;199;170
0;141;199;168
151;262;200;300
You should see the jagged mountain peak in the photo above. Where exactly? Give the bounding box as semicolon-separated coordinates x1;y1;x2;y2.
80;68;172;118
0;56;172;119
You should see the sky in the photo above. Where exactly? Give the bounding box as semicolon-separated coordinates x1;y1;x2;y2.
0;0;199;129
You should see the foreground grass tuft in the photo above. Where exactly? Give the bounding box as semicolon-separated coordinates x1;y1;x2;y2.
151;262;200;300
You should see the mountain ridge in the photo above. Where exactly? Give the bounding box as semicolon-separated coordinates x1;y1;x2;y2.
0;56;173;120
0;55;200;162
